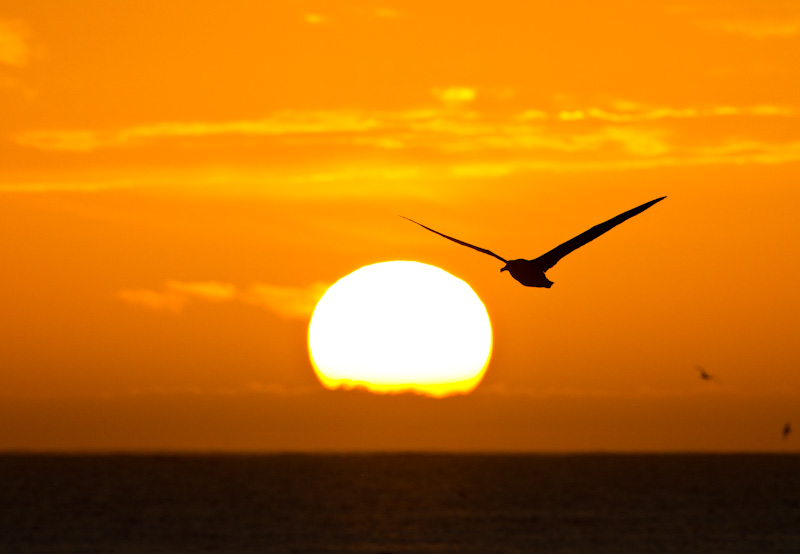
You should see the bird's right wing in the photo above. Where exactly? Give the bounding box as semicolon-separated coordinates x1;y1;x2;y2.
532;196;666;271
400;217;507;263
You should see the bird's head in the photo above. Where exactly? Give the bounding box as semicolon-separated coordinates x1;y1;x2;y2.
501;260;520;273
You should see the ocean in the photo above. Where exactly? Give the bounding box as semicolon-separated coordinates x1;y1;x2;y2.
1;454;799;553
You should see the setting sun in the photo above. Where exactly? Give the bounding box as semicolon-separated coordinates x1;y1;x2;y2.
308;261;492;397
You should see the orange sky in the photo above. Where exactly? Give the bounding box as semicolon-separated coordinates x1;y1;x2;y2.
1;0;799;451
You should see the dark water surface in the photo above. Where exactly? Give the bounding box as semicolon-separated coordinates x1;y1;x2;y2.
2;454;799;553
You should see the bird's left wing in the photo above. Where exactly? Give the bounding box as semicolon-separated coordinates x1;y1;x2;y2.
532;196;666;271
400;217;508;263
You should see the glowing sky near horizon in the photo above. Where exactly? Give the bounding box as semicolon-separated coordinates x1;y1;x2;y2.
1;0;799;452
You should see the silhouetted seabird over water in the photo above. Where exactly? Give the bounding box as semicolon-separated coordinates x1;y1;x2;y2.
783;422;792;440
402;197;665;288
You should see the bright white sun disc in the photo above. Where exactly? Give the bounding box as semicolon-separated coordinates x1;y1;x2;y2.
308;261;492;397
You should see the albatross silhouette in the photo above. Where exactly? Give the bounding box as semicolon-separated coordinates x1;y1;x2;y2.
694;365;720;383
402;196;665;288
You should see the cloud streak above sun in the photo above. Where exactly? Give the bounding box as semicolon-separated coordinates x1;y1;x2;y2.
16;101;798;152
6;98;800;195
118;280;329;319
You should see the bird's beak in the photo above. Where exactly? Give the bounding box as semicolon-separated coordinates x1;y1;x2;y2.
500;267;507;273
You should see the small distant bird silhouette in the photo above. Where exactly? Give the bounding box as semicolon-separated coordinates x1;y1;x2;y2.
402;197;665;288
783;422;792;440
694;365;718;383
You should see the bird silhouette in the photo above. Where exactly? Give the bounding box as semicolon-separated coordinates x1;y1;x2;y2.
402;197;665;288
783;422;792;440
694;365;718;383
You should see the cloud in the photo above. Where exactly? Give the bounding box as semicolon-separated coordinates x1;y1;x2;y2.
0;178;138;193
118;280;328;319
116;281;235;313
303;6;400;24
14;130;107;152
693;139;800;164
165;280;237;302
8;99;800;194
420;124;671;156
117;288;186;313
711;17;800;38
241;283;330;319
669;3;800;38
543;104;797;123
15;111;381;151
0;164;441;197
16;102;796;153
0;19;30;67
601;127;671;156
431;86;477;108
444;139;800;176
373;8;399;18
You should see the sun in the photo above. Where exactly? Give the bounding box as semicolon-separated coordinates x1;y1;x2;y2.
308;261;492;398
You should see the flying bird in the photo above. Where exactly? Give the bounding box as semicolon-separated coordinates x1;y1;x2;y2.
694;365;718;382
402;196;665;288
783;422;791;440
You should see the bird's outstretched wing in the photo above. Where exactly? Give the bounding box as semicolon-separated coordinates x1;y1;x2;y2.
532;196;666;271
400;216;508;263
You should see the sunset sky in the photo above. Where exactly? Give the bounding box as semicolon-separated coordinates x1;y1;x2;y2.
2;0;799;451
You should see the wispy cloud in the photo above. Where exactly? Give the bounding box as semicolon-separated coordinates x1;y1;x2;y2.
0;178;138;193
15;111;381;152
165;280;237;302
240;283;331;319
674;4;800;39
710;17;800;38
117;288;186;313
303;13;326;24
8;99;800;194
0;19;31;67
372;7;399;18
453;141;800;175
116;281;236;313
15;102;797;153
383;123;672;157
302;5;400;24
431;86;477;108
118;280;329;319
526;103;798;123
14;130;107;152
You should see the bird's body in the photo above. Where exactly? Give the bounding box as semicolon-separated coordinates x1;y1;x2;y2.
784;422;792;440
402;196;665;288
500;259;554;288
